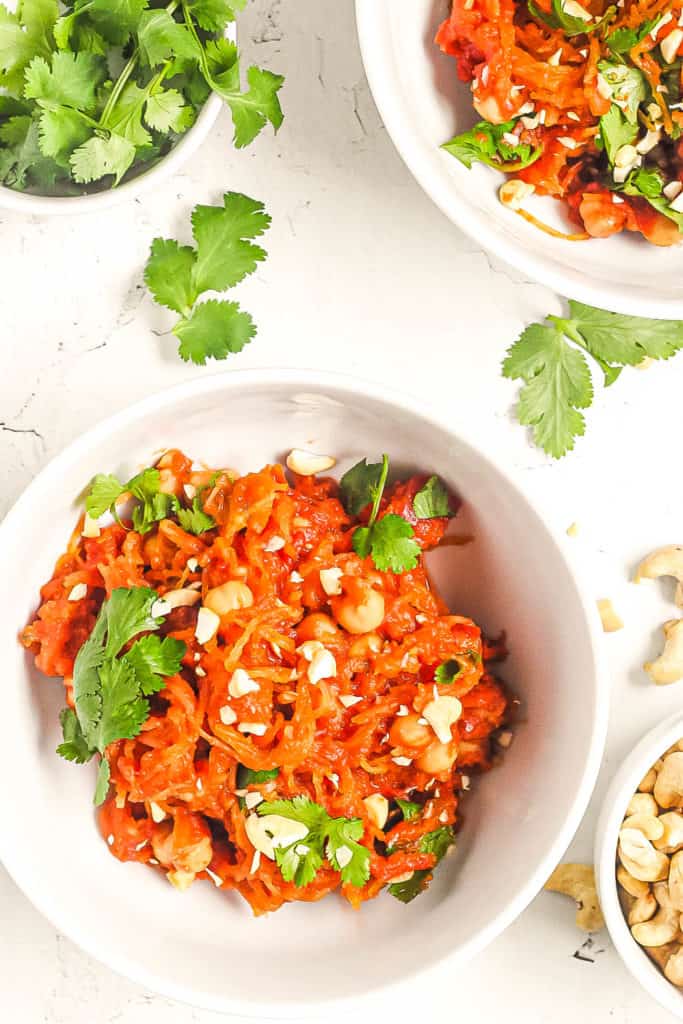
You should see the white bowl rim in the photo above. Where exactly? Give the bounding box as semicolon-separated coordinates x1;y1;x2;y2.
0;367;609;1017
595;709;683;1021
354;0;683;320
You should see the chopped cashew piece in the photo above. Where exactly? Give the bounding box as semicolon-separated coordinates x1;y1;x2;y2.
597;598;624;632
195;606;220;645
422;696;463;744
645;620;683;686
149;801;166;823
218;705;237;726
636;546;683;608
363;793;389;830
307;647;337;685
499;179;535;210
151;588;201;617
544;863;605;932
566;522;580;538
319;567;343;597
228;668;260;698
67;583;87;602
286;449;336;476
81;513;101;538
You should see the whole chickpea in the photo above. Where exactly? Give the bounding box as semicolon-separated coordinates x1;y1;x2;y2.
204;580;254;616
416;740;458;776
296;613;339;642
389;714;432;752
331;583;385;635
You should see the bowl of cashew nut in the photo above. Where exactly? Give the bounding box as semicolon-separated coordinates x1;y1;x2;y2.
595;710;683;1019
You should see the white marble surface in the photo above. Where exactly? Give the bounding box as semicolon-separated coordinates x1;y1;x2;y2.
1;1;682;1021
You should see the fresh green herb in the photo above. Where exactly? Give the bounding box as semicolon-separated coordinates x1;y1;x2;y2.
527;0;616;37
599;104;637;164
0;0;284;195
257;795;371;889
396;797;421;821
339;456;387;516
621;168;683;231
388;826;455;903
86;467;177;534
597;63;646;124
345;455;421;574
236;764;279;787
503;301;683;457
435;659;463;685
56;586;186;804
606;19;656;53
413;475;451;519
144;191;269;364
442;119;541;172
176;495;216;534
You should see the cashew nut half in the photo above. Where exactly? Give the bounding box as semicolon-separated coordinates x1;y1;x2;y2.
645;620;683;686
654;812;683;854
632;906;680;947
618;828;670;882
617;864;651;898
635;546;683;608
654;752;683;809
622;813;664;841
628;890;658;926
544;863;605;932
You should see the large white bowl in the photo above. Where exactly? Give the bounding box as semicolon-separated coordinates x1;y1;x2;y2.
355;0;683;319
595;711;683;1021
0;369;607;1016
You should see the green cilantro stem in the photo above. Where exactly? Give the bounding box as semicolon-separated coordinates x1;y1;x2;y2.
367;454;389;528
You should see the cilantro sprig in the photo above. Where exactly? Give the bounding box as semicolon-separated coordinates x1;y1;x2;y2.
527;0;616;37
0;0;284;195
412;476;450;519
57;586;186;804
442;119;541;173
388;826;455;903
144;191;270;364
342;455;421;574
86;464;216;534
503;302;683;458
257;795;371;889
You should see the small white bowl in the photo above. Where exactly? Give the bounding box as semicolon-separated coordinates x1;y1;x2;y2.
0;368;607;1015
595;710;683;1020
355;0;683;318
0;36;229;215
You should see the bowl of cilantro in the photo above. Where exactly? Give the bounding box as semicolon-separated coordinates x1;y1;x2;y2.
0;0;284;213
0;368;607;1014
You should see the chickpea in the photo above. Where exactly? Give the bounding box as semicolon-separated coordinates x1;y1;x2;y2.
389;714;432;752
177;835;213;874
151;823;174;866
204;580;254;616
331;585;385;635
349;633;382;657
297;613;339;642
158;468;180;495
416;740;458;776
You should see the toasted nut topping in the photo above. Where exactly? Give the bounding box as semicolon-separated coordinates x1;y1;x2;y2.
544;863;605;932
167;869;195;891
218;705;237;726
204;581;254;617
597;598;623;632
645;620;683;686
149;801;166;823
152;588;201;617
499;179;535;210
319;567;343;596
286;449;336;476
423;696;463;744
67;583;88;602
228;668;260;698
655;753;683;808
81;513;101;538
363;793;389;829
195;606;220;645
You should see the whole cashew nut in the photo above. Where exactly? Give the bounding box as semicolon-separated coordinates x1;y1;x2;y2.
632;906;680;947
665;947;683;987
622;813;665;841
655;753;683;809
617;865;651;898
627;793;659;818
654;812;683;854
628;891;658;926
544;863;604;932
635;546;683;608
645;620;683;686
619;828;670;882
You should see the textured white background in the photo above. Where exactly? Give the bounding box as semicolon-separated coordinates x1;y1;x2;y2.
1;1;682;1021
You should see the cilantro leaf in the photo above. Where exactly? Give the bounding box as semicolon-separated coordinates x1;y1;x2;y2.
175;299;256;365
621;170;683;233
176;496;216;535
122;634;186;695
258;797;370;888
70;131;136;185
236;765;279;787
0;0;57;93
144;88;190;133
56;707;93;763
442;119;541;172
94;756;111;805
528;0;615;37
24;51;105;115
58;586;186;805
599;104;637;164
137;9;199;66
503;322;592;458
144;238;197;316
354;514;421;574
86;0;148;45
597;62;646;123
435;659;463;684
606;19;656;53
339;457;386;516
388;826;455;903
191;192;270;293
224;64;284;148
568;301;683;363
38;105;91;161
413;476;451;519
186;0;245;31
86;473;125;518
396;797;421;821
